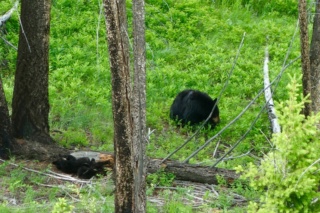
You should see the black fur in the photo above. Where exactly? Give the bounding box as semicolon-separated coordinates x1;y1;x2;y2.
53;155;97;179
77;160;107;179
170;89;220;127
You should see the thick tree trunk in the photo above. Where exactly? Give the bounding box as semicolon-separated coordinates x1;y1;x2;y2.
12;138;69;161
298;0;312;117
310;0;320;114
0;78;13;159
132;0;147;212
104;0;133;212
12;0;53;143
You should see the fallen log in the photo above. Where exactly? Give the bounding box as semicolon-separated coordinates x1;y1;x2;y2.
148;158;239;185
53;151;240;185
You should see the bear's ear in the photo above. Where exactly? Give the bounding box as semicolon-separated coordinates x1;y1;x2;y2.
213;98;218;102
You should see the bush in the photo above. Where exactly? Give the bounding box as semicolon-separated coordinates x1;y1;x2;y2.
214;0;298;16
236;75;320;212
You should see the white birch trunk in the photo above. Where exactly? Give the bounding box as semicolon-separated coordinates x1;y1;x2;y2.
0;1;18;27
264;47;281;133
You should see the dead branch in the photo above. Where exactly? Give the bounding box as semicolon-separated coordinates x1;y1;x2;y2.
0;1;18;27
263;45;281;133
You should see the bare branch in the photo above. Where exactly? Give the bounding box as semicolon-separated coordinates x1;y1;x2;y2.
0;1;18;27
0;35;17;50
185;56;301;165
0;158;91;183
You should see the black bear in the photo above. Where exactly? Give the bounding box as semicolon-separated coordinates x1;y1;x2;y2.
53;153;114;179
170;89;220;127
52;155;96;178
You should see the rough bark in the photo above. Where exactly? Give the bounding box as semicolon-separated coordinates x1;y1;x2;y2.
132;0;147;212
298;0;312;117
12;0;53;143
148;159;239;185
11;138;69;161
310;0;320;114
0;78;13;159
104;0;133;212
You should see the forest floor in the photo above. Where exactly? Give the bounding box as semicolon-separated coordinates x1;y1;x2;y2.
0;159;248;212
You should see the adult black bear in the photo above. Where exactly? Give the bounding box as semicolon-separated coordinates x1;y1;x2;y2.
170;89;220;127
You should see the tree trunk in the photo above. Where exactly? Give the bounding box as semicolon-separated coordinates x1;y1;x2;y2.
132;0;147;212
104;0;133;212
310;0;320;114
12;0;53;143
263;47;281;133
298;0;312;117
0;78;13;159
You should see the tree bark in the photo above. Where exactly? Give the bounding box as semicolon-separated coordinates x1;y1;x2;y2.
298;0;312;117
104;0;133;212
12;138;69;161
310;0;320;114
148;159;239;185
0;78;13;159
12;0;53;143
132;0;147;212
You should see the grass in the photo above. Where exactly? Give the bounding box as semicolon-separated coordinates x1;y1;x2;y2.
0;0;305;211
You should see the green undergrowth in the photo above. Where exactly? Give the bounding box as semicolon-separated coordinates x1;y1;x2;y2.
237;76;320;212
1;0;300;163
0;159;116;213
0;0;308;211
1;0;303;166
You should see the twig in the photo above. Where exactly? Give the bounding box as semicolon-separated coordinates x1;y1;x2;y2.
259;129;273;148
212;138;221;158
295;157;320;188
17;14;32;53
147;128;155;142
248;153;261;161
0;159;91;184
205;184;219;197
0;35;17;50
220;149;252;162
210;103;267;167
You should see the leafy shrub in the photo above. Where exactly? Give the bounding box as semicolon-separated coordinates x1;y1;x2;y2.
236;75;320;212
52;198;74;213
147;169;175;187
214;0;298;16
